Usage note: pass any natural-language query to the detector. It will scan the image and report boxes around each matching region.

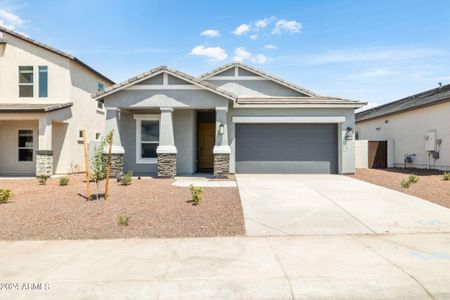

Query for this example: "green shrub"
[59,177,70,186]
[401,174,420,188]
[118,214,130,226]
[189,184,204,205]
[0,189,13,204]
[37,175,50,185]
[120,170,133,186]
[443,172,450,181]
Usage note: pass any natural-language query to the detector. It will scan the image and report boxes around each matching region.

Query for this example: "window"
[97,100,104,110]
[38,66,48,97]
[78,129,85,142]
[135,115,160,164]
[95,132,101,141]
[97,82,105,92]
[18,130,34,162]
[19,66,34,97]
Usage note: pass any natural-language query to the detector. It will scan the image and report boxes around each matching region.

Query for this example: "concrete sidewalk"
[1,234,450,299]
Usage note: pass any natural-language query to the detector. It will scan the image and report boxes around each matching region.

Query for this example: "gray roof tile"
[0,102,73,113]
[356,84,450,122]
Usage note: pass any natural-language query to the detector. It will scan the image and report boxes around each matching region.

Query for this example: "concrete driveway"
[236,174,450,236]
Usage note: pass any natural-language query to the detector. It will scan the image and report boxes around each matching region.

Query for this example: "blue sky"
[1,0,450,109]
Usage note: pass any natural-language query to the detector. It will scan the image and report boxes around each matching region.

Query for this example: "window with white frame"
[135,115,160,164]
[19,66,34,97]
[95,131,101,141]
[18,129,34,162]
[78,129,85,142]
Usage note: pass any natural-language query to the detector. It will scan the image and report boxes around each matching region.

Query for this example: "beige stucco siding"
[356,102,450,170]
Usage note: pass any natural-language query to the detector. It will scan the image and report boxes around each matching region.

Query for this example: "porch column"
[105,108,125,177]
[37,115,53,176]
[156,107,177,177]
[213,106,231,178]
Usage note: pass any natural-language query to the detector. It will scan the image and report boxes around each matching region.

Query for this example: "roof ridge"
[0,25,114,84]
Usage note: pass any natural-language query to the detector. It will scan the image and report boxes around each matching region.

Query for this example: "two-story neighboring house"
[0,26,114,176]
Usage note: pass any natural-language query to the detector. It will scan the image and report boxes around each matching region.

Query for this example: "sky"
[1,0,450,110]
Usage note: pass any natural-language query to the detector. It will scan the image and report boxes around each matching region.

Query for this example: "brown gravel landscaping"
[0,174,245,240]
[349,168,450,209]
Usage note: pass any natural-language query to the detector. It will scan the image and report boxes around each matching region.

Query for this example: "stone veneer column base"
[106,153,124,178]
[36,150,53,176]
[157,153,177,178]
[213,153,230,178]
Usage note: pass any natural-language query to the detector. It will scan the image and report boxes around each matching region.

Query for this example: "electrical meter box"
[424,130,437,151]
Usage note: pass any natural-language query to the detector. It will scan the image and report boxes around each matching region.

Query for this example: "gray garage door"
[235,123,338,174]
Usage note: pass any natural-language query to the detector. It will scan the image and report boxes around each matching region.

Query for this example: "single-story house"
[94,62,365,177]
[0,26,114,176]
[356,84,450,170]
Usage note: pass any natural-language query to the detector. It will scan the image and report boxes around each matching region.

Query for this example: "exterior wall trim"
[134,114,160,165]
[232,116,346,123]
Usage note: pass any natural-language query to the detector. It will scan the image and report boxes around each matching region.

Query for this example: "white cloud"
[250,34,258,40]
[200,29,220,38]
[0,9,25,31]
[264,44,277,49]
[190,45,228,61]
[255,17,275,29]
[272,19,302,34]
[233,47,270,64]
[233,47,252,62]
[232,24,250,36]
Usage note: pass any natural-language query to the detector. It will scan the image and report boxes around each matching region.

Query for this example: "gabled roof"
[237,96,364,105]
[356,84,450,122]
[0,26,114,84]
[0,102,73,113]
[199,62,321,97]
[93,66,237,100]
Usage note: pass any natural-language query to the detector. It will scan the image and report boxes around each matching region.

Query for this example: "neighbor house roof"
[0,102,73,113]
[0,37,6,44]
[0,26,114,84]
[199,62,321,97]
[93,66,238,100]
[356,84,450,122]
[236,96,364,106]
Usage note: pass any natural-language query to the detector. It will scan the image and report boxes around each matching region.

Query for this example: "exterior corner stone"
[214,153,230,178]
[157,153,177,177]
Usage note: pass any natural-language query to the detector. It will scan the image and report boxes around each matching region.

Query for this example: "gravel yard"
[0,174,245,240]
[349,168,450,209]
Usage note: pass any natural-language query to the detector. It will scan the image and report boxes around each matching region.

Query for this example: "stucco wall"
[229,106,357,174]
[356,102,450,170]
[355,140,368,169]
[207,79,307,97]
[0,32,111,174]
[0,120,38,175]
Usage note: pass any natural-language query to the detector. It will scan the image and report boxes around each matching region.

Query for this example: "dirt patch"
[349,168,450,209]
[0,174,245,240]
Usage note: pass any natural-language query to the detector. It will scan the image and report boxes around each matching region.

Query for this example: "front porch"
[107,106,231,178]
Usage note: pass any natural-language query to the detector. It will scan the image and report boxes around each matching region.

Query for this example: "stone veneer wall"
[106,153,124,178]
[36,150,53,176]
[213,153,230,178]
[157,153,177,177]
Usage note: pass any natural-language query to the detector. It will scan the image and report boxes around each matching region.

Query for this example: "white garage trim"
[232,116,346,123]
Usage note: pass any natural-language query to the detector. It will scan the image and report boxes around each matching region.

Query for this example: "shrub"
[443,172,450,181]
[37,175,50,185]
[189,184,204,205]
[401,174,420,188]
[120,170,133,185]
[59,177,70,186]
[0,189,13,204]
[118,214,130,226]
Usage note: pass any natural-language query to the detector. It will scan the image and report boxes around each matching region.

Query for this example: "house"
[356,84,450,170]
[0,27,114,176]
[94,62,364,177]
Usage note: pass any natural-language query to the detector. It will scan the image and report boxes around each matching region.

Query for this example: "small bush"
[59,177,70,186]
[443,172,450,181]
[189,184,204,205]
[120,170,133,186]
[37,175,50,185]
[0,189,13,204]
[401,174,420,188]
[118,214,130,226]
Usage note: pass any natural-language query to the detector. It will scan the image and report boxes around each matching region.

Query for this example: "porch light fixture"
[345,126,353,140]
[219,123,225,135]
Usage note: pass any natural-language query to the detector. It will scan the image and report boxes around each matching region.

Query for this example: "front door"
[198,123,215,169]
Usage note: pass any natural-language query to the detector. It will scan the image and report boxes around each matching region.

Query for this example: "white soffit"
[232,116,346,123]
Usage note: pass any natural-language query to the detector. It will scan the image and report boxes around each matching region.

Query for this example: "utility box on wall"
[424,130,437,151]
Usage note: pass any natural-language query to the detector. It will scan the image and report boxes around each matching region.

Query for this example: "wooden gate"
[368,141,387,169]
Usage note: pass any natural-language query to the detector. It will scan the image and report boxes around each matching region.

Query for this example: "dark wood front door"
[368,141,387,169]
[198,123,215,169]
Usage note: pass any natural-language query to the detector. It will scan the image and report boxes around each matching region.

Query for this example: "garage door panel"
[235,123,338,174]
